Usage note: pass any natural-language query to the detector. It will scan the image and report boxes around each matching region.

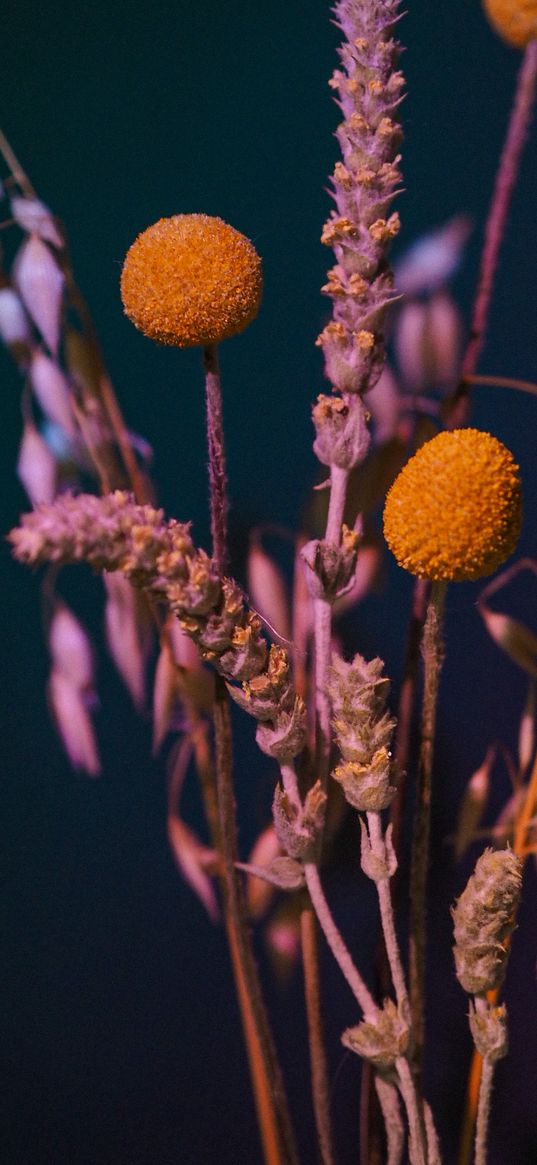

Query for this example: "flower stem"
[448,40,537,428]
[409,580,447,1070]
[203,344,228,573]
[313,466,349,793]
[474,1054,495,1165]
[213,682,299,1165]
[304,861,377,1021]
[300,905,336,1165]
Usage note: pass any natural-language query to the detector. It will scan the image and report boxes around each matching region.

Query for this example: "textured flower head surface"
[483,0,537,47]
[121,214,263,347]
[383,428,522,581]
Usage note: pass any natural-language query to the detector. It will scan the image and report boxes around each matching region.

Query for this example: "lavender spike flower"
[316,0,403,403]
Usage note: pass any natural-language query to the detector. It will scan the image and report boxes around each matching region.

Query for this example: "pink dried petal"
[48,667,100,775]
[427,291,463,389]
[0,287,32,346]
[366,363,400,444]
[152,641,179,753]
[17,421,57,505]
[49,603,95,690]
[167,817,219,921]
[247,542,291,643]
[104,573,149,710]
[10,195,64,249]
[13,234,65,356]
[30,351,76,437]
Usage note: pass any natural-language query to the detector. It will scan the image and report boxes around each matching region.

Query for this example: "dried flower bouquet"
[2,1,537,1163]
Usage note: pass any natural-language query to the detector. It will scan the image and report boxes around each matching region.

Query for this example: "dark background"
[1,2,537,1163]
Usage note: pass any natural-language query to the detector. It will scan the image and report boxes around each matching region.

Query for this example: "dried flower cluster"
[452,847,522,996]
[316,0,403,400]
[327,650,396,811]
[9,491,305,759]
[120,214,262,348]
[383,428,522,581]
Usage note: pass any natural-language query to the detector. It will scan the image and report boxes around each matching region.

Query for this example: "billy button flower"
[483,0,537,48]
[121,214,263,572]
[383,428,522,583]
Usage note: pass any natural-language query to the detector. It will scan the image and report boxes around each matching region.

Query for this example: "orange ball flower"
[483,0,537,47]
[121,214,262,348]
[383,429,522,582]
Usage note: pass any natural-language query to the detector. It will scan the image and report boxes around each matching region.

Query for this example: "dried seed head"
[483,0,537,47]
[383,429,522,581]
[452,847,522,995]
[121,214,262,347]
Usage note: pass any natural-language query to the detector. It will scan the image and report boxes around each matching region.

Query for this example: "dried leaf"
[427,290,462,389]
[168,617,215,713]
[480,607,537,677]
[167,816,219,921]
[243,824,281,918]
[394,300,428,391]
[10,195,64,249]
[454,746,495,860]
[104,573,151,710]
[30,351,76,437]
[236,856,305,892]
[394,216,471,296]
[334,543,380,616]
[13,234,65,356]
[518,682,535,775]
[17,421,57,505]
[248,542,291,642]
[366,363,400,445]
[48,667,100,776]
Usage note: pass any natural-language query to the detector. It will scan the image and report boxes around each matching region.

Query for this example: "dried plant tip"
[342,1000,409,1069]
[483,0,537,47]
[10,195,64,248]
[0,286,32,348]
[121,214,262,347]
[468,1002,508,1062]
[383,429,522,581]
[247,542,291,642]
[48,667,100,776]
[30,351,76,437]
[452,847,523,995]
[104,574,150,711]
[49,603,94,690]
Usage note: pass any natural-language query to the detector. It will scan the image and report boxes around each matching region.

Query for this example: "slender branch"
[474,1055,495,1165]
[300,906,336,1165]
[0,127,36,196]
[396,1058,426,1165]
[409,581,447,1068]
[213,684,299,1165]
[304,861,377,1021]
[203,344,228,574]
[391,579,430,858]
[447,41,537,428]
[313,466,350,793]
[366,814,409,1019]
[375,1077,405,1165]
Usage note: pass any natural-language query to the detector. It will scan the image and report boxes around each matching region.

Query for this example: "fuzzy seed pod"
[483,0,537,48]
[121,214,262,347]
[383,429,522,581]
[342,1000,409,1068]
[452,848,522,995]
[328,650,396,811]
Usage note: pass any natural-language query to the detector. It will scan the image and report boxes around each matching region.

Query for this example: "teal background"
[1,3,537,1162]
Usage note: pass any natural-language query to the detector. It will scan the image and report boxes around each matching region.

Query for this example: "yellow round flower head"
[483,0,537,47]
[383,429,522,581]
[121,214,262,348]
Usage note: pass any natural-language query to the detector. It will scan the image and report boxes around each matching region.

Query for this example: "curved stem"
[366,814,409,1020]
[448,41,537,428]
[409,581,446,1069]
[203,344,228,573]
[304,861,377,1021]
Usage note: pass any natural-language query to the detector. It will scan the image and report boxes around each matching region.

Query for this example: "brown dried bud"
[228,645,294,721]
[301,526,360,602]
[256,696,307,761]
[312,393,371,469]
[333,748,395,812]
[342,1000,409,1069]
[272,780,327,860]
[468,1003,508,1062]
[360,820,397,881]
